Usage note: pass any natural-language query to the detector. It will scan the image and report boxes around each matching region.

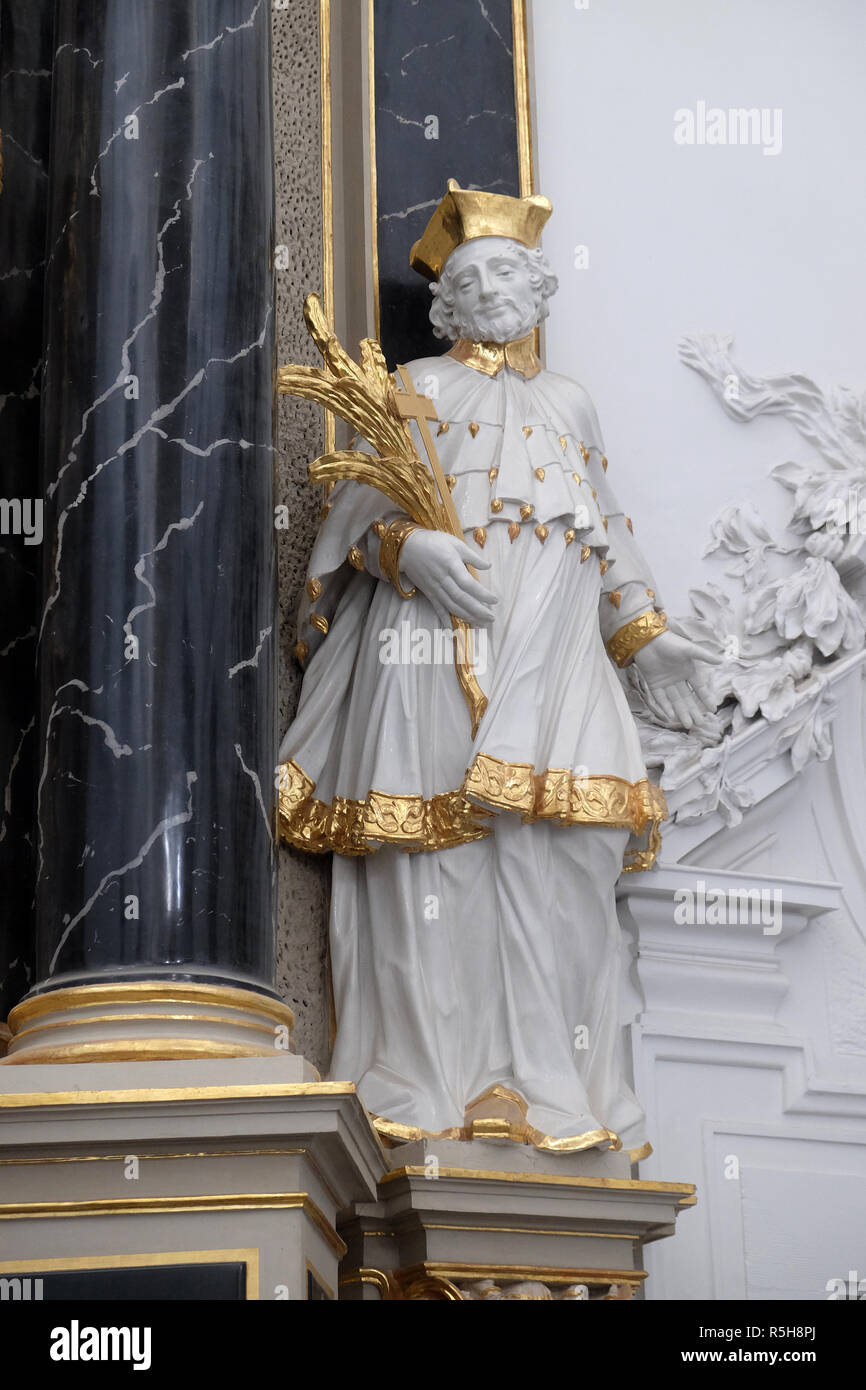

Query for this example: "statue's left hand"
[631,631,721,731]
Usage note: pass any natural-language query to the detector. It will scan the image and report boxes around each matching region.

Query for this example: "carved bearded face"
[429,236,558,345]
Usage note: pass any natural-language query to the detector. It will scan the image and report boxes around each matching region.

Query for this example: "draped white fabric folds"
[278,352,665,1149]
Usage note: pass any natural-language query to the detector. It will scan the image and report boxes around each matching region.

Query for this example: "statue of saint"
[278,181,718,1153]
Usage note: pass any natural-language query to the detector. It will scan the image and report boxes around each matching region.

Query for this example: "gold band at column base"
[2,982,295,1065]
[606,609,668,667]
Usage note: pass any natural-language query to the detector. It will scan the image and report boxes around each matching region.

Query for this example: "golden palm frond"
[278,294,487,736]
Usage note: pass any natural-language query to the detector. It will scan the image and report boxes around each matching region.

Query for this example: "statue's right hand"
[398,530,498,629]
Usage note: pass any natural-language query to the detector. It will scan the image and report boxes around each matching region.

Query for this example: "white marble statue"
[278,181,719,1153]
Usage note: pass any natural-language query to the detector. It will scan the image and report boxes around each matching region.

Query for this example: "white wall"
[531,0,866,617]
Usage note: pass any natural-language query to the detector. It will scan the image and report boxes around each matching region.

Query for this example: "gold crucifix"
[391,365,479,581]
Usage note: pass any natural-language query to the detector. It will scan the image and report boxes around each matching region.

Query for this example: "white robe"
[278,349,666,1150]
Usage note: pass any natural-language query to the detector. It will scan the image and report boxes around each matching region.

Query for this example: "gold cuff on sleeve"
[606,609,668,667]
[379,518,420,599]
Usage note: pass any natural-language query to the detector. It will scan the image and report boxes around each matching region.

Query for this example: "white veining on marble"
[54,44,102,70]
[0,626,36,659]
[62,707,133,759]
[380,108,426,130]
[40,307,272,643]
[228,626,272,680]
[2,131,48,178]
[0,717,35,845]
[152,429,256,458]
[0,261,46,283]
[1,68,51,83]
[380,195,441,223]
[52,155,211,497]
[181,0,263,63]
[89,76,186,198]
[399,34,456,76]
[234,742,273,844]
[47,771,199,972]
[0,357,41,424]
[123,502,205,650]
[466,108,515,125]
[475,0,513,57]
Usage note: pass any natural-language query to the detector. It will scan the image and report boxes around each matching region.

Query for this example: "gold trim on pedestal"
[0,1194,345,1258]
[0,1081,354,1109]
[2,981,295,1066]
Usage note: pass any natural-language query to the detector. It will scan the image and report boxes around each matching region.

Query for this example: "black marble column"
[24,1,278,1017]
[0,1,55,1023]
[372,0,523,367]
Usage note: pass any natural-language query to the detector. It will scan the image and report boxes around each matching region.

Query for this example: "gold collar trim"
[447,334,542,380]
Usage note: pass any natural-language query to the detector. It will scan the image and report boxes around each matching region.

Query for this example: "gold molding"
[7,981,294,1031]
[9,1013,279,1042]
[399,1260,647,1287]
[512,0,534,198]
[366,0,380,341]
[0,1249,260,1300]
[381,1165,696,1204]
[3,981,296,1065]
[423,1222,640,1240]
[2,1039,283,1066]
[340,1266,393,1298]
[0,1081,356,1110]
[0,1147,304,1166]
[319,0,336,453]
[0,1193,346,1259]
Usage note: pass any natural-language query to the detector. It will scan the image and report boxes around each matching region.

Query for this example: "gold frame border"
[320,0,336,452]
[382,1164,696,1204]
[366,0,535,342]
[0,1248,260,1300]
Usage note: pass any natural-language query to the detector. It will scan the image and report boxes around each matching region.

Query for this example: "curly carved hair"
[428,242,559,341]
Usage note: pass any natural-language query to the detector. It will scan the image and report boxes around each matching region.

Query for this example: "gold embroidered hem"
[607,609,668,667]
[369,1114,622,1155]
[277,761,493,856]
[277,757,668,863]
[464,753,668,833]
[447,333,542,380]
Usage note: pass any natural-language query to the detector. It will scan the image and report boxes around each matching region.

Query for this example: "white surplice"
[278,345,666,1151]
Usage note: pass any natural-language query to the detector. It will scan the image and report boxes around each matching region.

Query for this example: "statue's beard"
[452,295,540,345]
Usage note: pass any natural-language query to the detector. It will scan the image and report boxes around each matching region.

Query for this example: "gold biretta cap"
[409,178,553,281]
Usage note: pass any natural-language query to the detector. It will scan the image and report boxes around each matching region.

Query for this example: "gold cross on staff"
[392,364,466,548]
